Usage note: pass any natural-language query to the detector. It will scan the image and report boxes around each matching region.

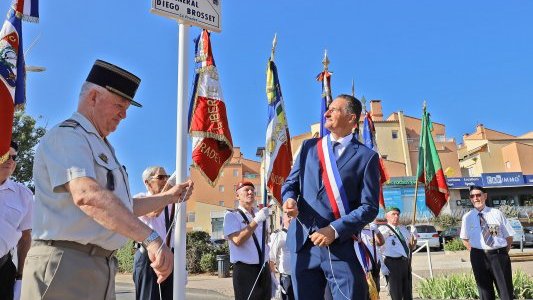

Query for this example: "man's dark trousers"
[384,256,412,300]
[0,254,15,300]
[232,262,271,300]
[133,249,173,300]
[470,248,513,300]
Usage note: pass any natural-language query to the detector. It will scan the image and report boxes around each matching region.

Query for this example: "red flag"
[0,1,32,163]
[265,53,292,205]
[416,105,449,216]
[189,30,233,186]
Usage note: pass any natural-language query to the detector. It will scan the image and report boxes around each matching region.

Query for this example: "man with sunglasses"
[133,166,175,300]
[23,60,194,300]
[460,185,515,300]
[0,141,32,300]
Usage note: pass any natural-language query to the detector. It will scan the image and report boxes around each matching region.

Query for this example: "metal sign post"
[150,1,222,299]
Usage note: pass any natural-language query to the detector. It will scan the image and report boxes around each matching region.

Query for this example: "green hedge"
[116,231,230,274]
[443,238,467,252]
[116,240,135,273]
[418,270,533,299]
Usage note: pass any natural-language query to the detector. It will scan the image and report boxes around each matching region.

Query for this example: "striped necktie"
[478,212,495,247]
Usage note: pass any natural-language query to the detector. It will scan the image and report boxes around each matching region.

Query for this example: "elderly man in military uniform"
[379,207,416,300]
[460,185,515,300]
[22,60,194,300]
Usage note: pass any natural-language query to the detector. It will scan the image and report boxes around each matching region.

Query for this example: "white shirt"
[379,224,414,258]
[135,192,175,245]
[32,112,132,250]
[269,229,291,275]
[223,206,269,264]
[460,206,515,250]
[330,134,352,160]
[0,179,33,257]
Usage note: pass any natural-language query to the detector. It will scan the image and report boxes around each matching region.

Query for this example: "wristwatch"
[141,230,160,248]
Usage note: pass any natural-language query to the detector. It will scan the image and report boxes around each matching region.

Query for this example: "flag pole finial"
[423,100,427,109]
[351,79,355,97]
[361,96,367,113]
[322,49,330,71]
[270,33,277,61]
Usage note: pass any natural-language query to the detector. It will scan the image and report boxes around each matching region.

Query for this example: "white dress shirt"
[135,192,174,245]
[460,206,514,250]
[223,206,269,264]
[269,229,291,275]
[379,224,414,258]
[0,179,33,257]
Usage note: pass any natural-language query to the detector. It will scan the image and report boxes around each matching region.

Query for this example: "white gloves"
[13,279,21,300]
[410,225,417,234]
[369,223,379,232]
[253,207,269,223]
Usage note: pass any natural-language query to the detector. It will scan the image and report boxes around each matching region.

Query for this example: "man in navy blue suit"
[282,94,380,300]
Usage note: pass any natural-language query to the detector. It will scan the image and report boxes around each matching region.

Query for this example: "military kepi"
[86,59,142,107]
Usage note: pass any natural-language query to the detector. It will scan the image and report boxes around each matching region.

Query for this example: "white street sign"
[151,0,221,32]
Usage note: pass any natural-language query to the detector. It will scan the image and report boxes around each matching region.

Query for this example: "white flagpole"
[174,21,189,300]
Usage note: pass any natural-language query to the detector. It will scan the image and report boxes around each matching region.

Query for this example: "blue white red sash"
[317,135,371,274]
[317,135,350,219]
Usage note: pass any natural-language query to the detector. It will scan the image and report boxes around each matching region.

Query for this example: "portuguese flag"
[416,105,449,216]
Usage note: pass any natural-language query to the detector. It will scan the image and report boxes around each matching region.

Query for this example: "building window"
[436,134,445,142]
[219,200,224,207]
[505,161,511,169]
[392,130,398,139]
[187,212,195,223]
[233,169,239,177]
[381,155,388,160]
[219,185,224,192]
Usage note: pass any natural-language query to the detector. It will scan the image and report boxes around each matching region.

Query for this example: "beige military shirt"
[32,112,132,250]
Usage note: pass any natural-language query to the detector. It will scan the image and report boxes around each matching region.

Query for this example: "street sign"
[151,0,221,32]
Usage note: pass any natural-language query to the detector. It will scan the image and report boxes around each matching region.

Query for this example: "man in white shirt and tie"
[460,185,514,300]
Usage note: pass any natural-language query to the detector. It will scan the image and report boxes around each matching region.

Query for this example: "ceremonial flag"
[189,30,233,186]
[265,46,292,205]
[0,0,39,163]
[416,105,449,216]
[361,111,389,208]
[316,51,332,137]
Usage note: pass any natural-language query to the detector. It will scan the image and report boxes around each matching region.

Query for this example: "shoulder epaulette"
[59,119,80,128]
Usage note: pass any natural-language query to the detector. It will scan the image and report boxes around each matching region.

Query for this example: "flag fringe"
[191,147,233,187]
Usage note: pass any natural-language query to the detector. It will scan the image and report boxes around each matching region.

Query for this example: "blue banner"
[482,172,524,187]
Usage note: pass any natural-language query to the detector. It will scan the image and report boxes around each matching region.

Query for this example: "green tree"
[11,110,46,189]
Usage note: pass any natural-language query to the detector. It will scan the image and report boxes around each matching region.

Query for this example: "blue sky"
[4,1,533,195]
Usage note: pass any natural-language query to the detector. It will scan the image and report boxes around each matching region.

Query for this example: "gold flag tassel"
[366,272,379,300]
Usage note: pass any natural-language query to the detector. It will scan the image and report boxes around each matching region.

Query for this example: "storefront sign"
[481,172,524,187]
[387,176,416,186]
[446,176,482,188]
[523,174,533,185]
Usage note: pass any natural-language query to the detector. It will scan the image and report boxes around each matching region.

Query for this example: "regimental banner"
[265,56,292,205]
[0,0,38,163]
[151,0,221,32]
[189,30,232,186]
[416,105,449,216]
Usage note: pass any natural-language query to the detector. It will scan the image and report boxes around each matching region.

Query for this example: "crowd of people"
[0,61,518,300]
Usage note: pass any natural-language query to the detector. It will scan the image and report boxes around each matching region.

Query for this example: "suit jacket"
[282,135,380,253]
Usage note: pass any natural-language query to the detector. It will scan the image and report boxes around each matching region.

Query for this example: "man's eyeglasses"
[150,174,170,181]
[469,193,483,199]
[7,154,17,161]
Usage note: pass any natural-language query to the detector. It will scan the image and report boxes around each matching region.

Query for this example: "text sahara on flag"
[189,30,233,186]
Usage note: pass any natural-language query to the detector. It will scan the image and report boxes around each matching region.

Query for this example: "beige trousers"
[21,242,117,300]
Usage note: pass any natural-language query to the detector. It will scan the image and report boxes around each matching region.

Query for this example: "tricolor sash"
[317,135,350,219]
[317,135,379,299]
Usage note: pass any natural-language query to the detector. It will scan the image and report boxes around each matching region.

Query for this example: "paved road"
[115,281,231,300]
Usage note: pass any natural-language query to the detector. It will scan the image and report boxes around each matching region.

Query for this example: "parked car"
[440,226,461,246]
[410,224,441,250]
[210,238,227,248]
[509,219,525,247]
[523,226,533,247]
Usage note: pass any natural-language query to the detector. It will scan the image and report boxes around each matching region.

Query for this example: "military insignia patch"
[99,153,108,163]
